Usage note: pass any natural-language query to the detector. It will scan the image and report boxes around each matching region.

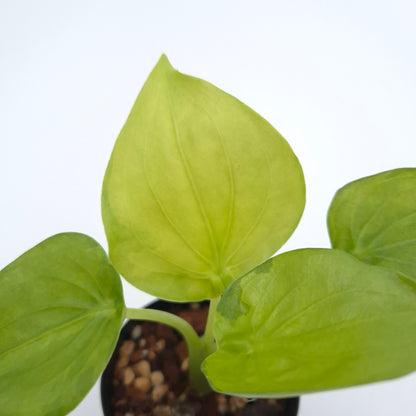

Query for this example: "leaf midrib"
[0,306,116,361]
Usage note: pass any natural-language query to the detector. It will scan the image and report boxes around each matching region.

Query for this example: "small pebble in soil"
[123,367,135,386]
[155,339,166,352]
[120,340,135,357]
[217,394,227,414]
[229,397,246,412]
[133,360,151,378]
[131,325,142,339]
[133,376,151,393]
[152,384,169,402]
[180,357,189,372]
[151,370,165,386]
[116,355,129,369]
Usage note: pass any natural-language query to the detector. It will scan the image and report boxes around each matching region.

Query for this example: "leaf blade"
[0,233,125,416]
[102,55,305,301]
[328,168,416,281]
[202,249,416,396]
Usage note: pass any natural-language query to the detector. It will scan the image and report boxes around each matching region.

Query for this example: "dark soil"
[101,301,299,416]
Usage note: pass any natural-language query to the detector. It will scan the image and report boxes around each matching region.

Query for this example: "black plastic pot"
[101,300,300,416]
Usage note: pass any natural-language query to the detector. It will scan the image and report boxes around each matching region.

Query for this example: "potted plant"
[1,55,415,416]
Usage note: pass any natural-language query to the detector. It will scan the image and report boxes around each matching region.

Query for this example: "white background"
[1,1,416,415]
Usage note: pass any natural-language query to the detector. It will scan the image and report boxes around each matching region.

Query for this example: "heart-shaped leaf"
[328,168,416,282]
[102,55,305,301]
[0,233,125,416]
[202,249,416,396]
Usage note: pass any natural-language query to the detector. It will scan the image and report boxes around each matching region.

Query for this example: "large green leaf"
[328,168,416,282]
[102,55,305,301]
[202,249,416,396]
[0,233,125,416]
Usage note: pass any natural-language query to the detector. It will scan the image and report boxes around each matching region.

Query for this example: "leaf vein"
[166,81,221,271]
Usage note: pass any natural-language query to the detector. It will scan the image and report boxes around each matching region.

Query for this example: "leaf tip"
[156,53,174,72]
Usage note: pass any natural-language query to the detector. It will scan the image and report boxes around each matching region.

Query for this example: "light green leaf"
[0,233,125,416]
[102,55,305,301]
[328,168,416,282]
[202,249,416,397]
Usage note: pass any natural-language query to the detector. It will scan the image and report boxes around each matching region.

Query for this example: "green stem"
[126,307,211,395]
[201,297,220,355]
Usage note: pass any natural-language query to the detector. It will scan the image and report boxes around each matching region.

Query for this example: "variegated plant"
[1,56,415,415]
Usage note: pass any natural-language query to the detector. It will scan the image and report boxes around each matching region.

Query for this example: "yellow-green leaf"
[0,233,125,416]
[202,249,416,396]
[328,168,416,282]
[102,55,305,301]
